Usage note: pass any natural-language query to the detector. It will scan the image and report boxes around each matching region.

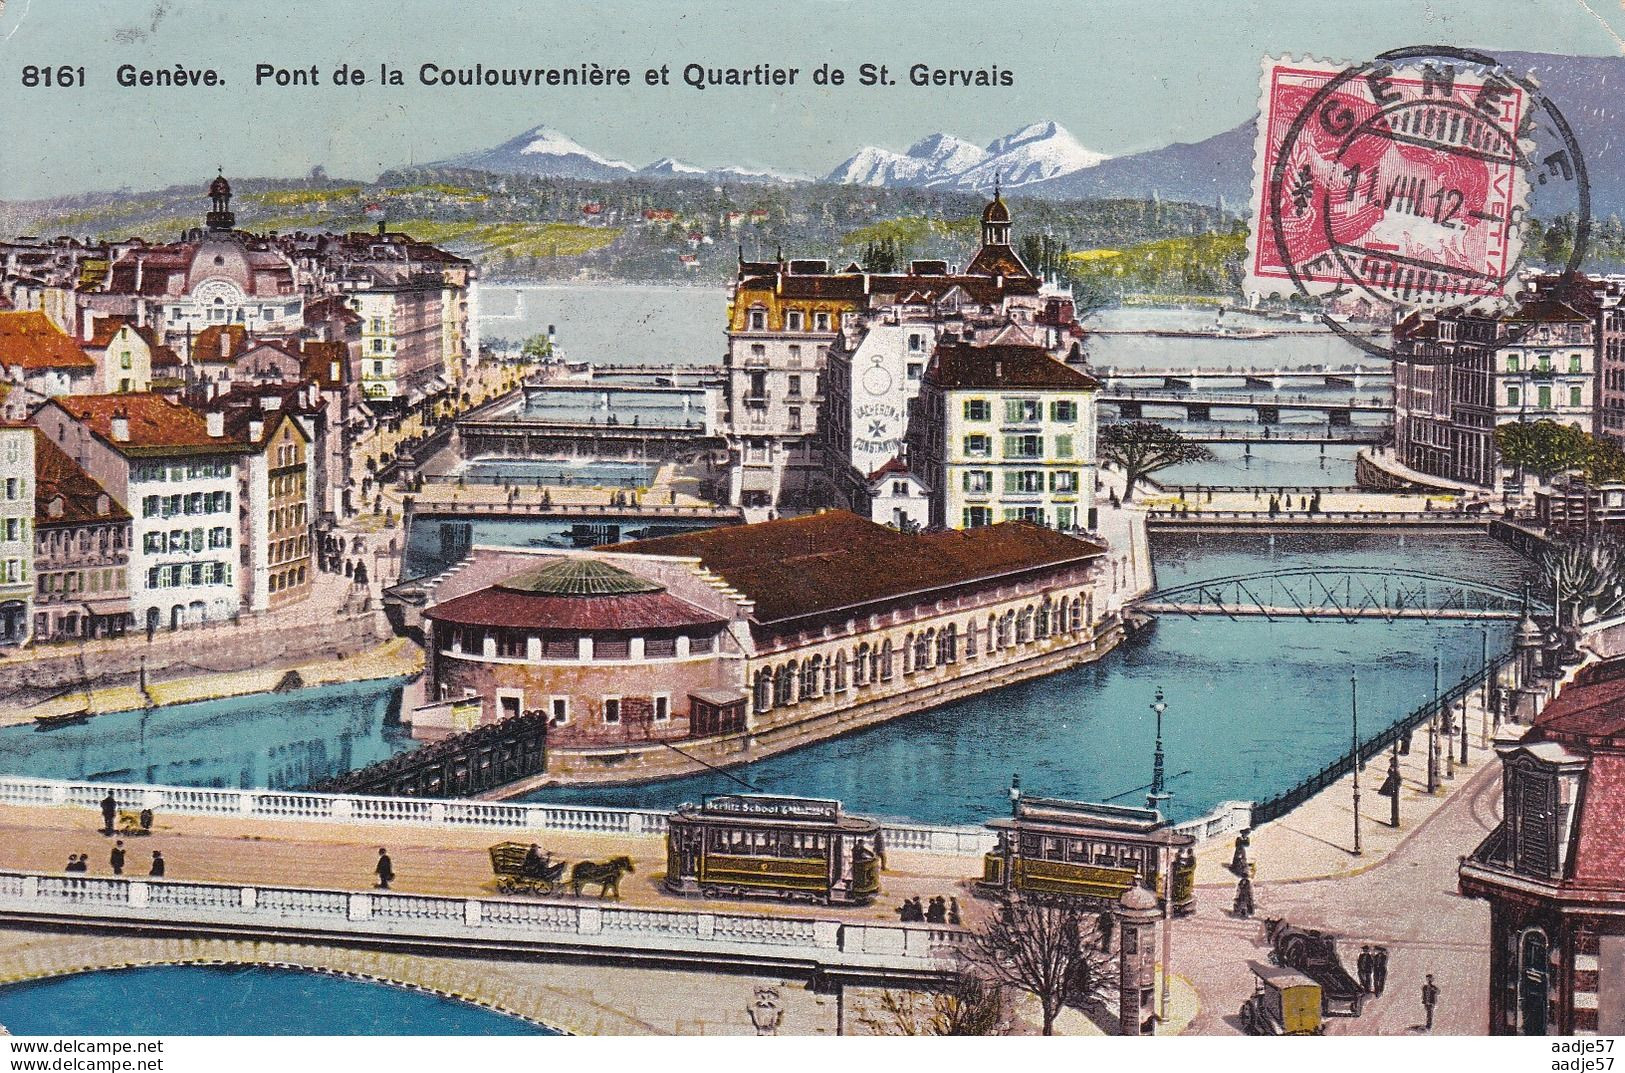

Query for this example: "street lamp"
[1428,653,1440,795]
[1147,687,1169,814]
[1145,687,1172,1030]
[1350,673,1362,857]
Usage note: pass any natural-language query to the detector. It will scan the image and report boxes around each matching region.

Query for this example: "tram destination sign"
[702,795,840,821]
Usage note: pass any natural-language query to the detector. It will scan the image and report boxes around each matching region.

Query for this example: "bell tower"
[206,170,235,233]
[980,176,1012,248]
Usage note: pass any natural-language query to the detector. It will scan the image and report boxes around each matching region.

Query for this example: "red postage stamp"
[1247,56,1532,308]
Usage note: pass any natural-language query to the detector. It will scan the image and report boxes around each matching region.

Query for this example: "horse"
[570,856,635,899]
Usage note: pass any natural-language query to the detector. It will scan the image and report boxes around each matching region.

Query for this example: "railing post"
[20,875,37,899]
[696,913,715,940]
[348,893,372,921]
[240,887,257,910]
[627,813,644,836]
[464,899,482,927]
[129,880,149,909]
[579,906,602,934]
[331,797,354,821]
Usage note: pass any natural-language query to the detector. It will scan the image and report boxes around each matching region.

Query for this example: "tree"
[1495,419,1593,484]
[968,896,1113,1035]
[855,971,1006,1036]
[1544,537,1625,628]
[1100,422,1214,501]
[520,332,553,362]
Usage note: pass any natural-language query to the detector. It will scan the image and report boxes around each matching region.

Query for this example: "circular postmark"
[1261,45,1590,362]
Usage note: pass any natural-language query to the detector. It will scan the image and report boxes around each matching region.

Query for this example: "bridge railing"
[1251,655,1522,826]
[0,775,1002,854]
[1146,510,1488,523]
[0,868,965,972]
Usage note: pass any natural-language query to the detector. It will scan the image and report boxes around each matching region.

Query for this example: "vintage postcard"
[0,0,1622,1065]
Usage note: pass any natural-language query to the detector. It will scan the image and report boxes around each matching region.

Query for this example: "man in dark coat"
[1421,974,1439,1031]
[1373,946,1389,996]
[100,792,117,835]
[109,840,126,876]
[1232,874,1255,918]
[149,851,165,877]
[1358,945,1375,993]
[375,847,394,890]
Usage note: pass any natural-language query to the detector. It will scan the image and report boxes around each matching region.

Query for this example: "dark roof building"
[619,509,1105,627]
[1460,658,1625,1035]
[426,558,726,634]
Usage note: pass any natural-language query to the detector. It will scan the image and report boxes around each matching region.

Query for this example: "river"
[1,533,1535,826]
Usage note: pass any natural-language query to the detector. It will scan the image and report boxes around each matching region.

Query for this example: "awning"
[690,688,746,707]
[425,376,451,395]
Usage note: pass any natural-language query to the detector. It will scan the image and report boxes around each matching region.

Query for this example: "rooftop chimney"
[82,311,95,342]
[248,417,264,442]
[206,409,224,438]
[110,409,130,443]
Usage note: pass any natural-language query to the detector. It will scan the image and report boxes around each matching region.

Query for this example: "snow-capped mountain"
[637,157,807,184]
[442,125,637,181]
[822,121,1107,189]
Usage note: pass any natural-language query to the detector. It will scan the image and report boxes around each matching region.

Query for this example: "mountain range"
[435,51,1625,216]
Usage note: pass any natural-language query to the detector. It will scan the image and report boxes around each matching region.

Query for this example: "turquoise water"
[447,457,657,486]
[0,535,1536,826]
[0,678,410,790]
[0,965,557,1035]
[527,533,1535,824]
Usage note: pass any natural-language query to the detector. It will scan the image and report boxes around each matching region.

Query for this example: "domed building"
[423,556,740,748]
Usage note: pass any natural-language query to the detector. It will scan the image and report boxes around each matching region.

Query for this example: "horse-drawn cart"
[489,842,567,896]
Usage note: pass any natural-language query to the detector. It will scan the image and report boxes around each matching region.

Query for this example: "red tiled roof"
[425,586,725,633]
[965,243,1032,279]
[1506,296,1591,323]
[1533,659,1625,746]
[32,430,129,526]
[193,324,249,363]
[46,393,245,455]
[0,311,96,370]
[926,341,1101,390]
[1573,751,1625,888]
[617,510,1105,624]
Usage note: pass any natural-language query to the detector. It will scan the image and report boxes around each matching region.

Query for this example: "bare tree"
[855,970,1005,1036]
[968,896,1113,1035]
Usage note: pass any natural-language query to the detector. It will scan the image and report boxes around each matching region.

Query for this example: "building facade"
[1460,658,1625,1036]
[907,341,1100,531]
[31,430,131,641]
[0,425,35,644]
[31,394,247,632]
[1393,297,1596,489]
[404,511,1114,784]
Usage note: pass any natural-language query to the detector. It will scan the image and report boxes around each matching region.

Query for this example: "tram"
[664,794,883,906]
[979,793,1197,914]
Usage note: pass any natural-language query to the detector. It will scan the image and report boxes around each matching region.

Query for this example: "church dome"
[497,557,665,597]
[209,172,232,198]
[982,193,1011,224]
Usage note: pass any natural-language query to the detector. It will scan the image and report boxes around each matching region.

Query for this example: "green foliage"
[1543,537,1625,626]
[1100,421,1214,500]
[1064,228,1248,297]
[1495,419,1596,482]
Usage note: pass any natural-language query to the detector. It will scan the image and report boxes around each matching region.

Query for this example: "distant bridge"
[1103,388,1390,425]
[1098,365,1394,391]
[1137,568,1543,622]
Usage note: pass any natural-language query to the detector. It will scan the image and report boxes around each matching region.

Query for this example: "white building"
[0,425,35,644]
[31,394,248,632]
[907,341,1100,531]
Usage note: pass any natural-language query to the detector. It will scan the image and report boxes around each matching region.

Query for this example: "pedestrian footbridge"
[1136,569,1543,622]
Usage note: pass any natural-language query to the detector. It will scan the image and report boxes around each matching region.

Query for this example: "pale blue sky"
[1,0,1621,199]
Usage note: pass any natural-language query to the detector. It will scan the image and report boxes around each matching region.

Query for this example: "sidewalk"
[1194,678,1508,887]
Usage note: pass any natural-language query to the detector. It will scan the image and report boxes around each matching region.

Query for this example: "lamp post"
[1388,741,1401,828]
[1145,687,1172,1029]
[1481,627,1491,750]
[1351,673,1362,857]
[1428,653,1440,795]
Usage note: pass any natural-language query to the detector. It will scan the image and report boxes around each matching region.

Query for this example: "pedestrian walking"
[375,847,394,890]
[1421,974,1439,1031]
[149,851,165,877]
[1230,828,1251,876]
[1373,946,1389,996]
[926,896,946,924]
[110,840,126,875]
[1232,874,1255,918]
[64,854,82,872]
[100,791,117,835]
[1358,945,1374,993]
[948,897,961,926]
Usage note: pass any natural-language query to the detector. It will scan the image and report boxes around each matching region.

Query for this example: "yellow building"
[908,341,1100,531]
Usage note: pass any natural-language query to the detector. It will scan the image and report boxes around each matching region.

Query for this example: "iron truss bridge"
[1136,569,1545,622]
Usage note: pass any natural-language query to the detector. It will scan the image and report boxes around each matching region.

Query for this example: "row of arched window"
[751,592,1094,715]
